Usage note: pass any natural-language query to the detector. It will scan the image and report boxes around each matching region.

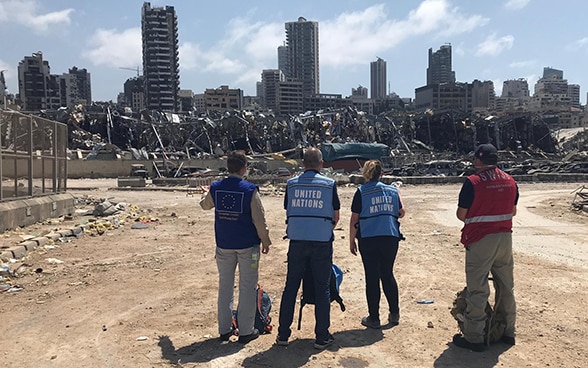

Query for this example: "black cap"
[474,144,498,161]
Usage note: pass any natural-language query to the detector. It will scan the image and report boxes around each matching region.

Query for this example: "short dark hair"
[227,151,247,174]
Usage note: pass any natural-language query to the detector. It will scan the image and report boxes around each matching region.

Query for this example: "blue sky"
[1,0,587,104]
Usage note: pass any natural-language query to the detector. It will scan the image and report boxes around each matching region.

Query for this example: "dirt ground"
[1,179,587,368]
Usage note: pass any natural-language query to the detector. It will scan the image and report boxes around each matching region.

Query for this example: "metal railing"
[1,109,68,201]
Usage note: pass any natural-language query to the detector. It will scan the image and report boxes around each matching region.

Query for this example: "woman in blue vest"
[349,159,405,329]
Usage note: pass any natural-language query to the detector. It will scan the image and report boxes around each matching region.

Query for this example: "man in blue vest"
[275,147,340,350]
[200,151,272,344]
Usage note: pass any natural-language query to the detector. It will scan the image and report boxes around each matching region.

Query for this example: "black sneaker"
[313,334,335,350]
[275,336,289,346]
[238,329,260,344]
[452,334,485,352]
[219,330,234,342]
[361,316,381,329]
[500,335,516,346]
[388,312,400,326]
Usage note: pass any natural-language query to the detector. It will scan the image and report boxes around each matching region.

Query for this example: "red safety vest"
[461,167,517,246]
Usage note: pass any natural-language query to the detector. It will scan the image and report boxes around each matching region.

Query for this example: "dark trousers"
[359,236,400,320]
[278,240,333,342]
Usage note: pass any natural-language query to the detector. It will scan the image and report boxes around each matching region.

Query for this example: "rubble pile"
[33,104,588,176]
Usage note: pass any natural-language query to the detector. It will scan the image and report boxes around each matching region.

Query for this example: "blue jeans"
[278,240,333,342]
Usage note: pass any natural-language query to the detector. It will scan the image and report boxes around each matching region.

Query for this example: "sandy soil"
[1,179,587,368]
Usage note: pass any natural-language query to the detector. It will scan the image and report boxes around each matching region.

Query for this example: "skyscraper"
[141,2,180,112]
[18,52,52,111]
[285,17,319,98]
[277,44,289,78]
[370,57,387,99]
[426,44,455,85]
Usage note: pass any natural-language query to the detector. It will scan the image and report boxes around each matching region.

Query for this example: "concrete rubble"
[30,104,588,178]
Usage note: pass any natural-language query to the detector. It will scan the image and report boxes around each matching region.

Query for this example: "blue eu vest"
[210,176,260,249]
[286,171,335,242]
[358,181,400,238]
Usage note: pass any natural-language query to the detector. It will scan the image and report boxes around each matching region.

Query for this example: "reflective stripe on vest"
[464,213,513,225]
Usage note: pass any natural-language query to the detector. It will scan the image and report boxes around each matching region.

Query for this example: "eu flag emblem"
[215,190,244,214]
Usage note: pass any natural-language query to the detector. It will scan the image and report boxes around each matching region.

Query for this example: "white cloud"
[0,0,73,32]
[81,0,491,90]
[178,16,282,87]
[82,28,142,69]
[475,34,514,56]
[525,74,538,89]
[509,60,536,68]
[504,0,531,10]
[493,78,504,96]
[566,37,588,52]
[320,0,489,67]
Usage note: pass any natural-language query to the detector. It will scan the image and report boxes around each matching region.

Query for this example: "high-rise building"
[370,57,387,99]
[261,69,284,112]
[123,76,145,112]
[543,67,563,79]
[568,84,580,107]
[351,85,368,99]
[285,17,319,98]
[278,44,289,78]
[501,79,530,99]
[68,67,92,104]
[141,2,180,112]
[18,52,52,111]
[0,70,7,100]
[426,44,455,85]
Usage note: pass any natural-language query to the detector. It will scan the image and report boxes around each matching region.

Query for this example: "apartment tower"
[426,44,455,85]
[17,52,53,111]
[141,2,180,112]
[285,17,319,98]
[370,57,387,99]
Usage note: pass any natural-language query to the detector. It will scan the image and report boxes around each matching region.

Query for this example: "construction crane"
[119,66,141,77]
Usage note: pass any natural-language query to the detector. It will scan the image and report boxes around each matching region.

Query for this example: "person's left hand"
[350,240,358,256]
[261,244,270,254]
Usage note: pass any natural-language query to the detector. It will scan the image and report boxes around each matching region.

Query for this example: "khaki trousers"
[464,232,516,343]
[216,245,260,336]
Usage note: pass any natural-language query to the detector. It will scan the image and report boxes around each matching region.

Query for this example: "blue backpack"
[232,284,273,335]
[297,264,345,330]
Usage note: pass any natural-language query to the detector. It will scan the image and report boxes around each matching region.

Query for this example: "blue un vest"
[358,181,400,238]
[286,171,335,242]
[210,176,260,249]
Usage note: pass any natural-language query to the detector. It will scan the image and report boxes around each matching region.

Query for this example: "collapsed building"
[37,104,588,176]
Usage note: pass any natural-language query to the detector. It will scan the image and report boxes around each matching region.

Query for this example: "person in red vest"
[453,143,519,352]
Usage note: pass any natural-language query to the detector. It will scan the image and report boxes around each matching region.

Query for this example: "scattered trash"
[417,299,435,304]
[102,325,107,331]
[6,286,24,293]
[427,321,434,328]
[131,223,149,230]
[136,336,149,341]
[46,258,64,264]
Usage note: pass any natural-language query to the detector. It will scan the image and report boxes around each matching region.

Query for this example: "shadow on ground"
[241,328,384,368]
[434,341,513,368]
[158,335,244,365]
